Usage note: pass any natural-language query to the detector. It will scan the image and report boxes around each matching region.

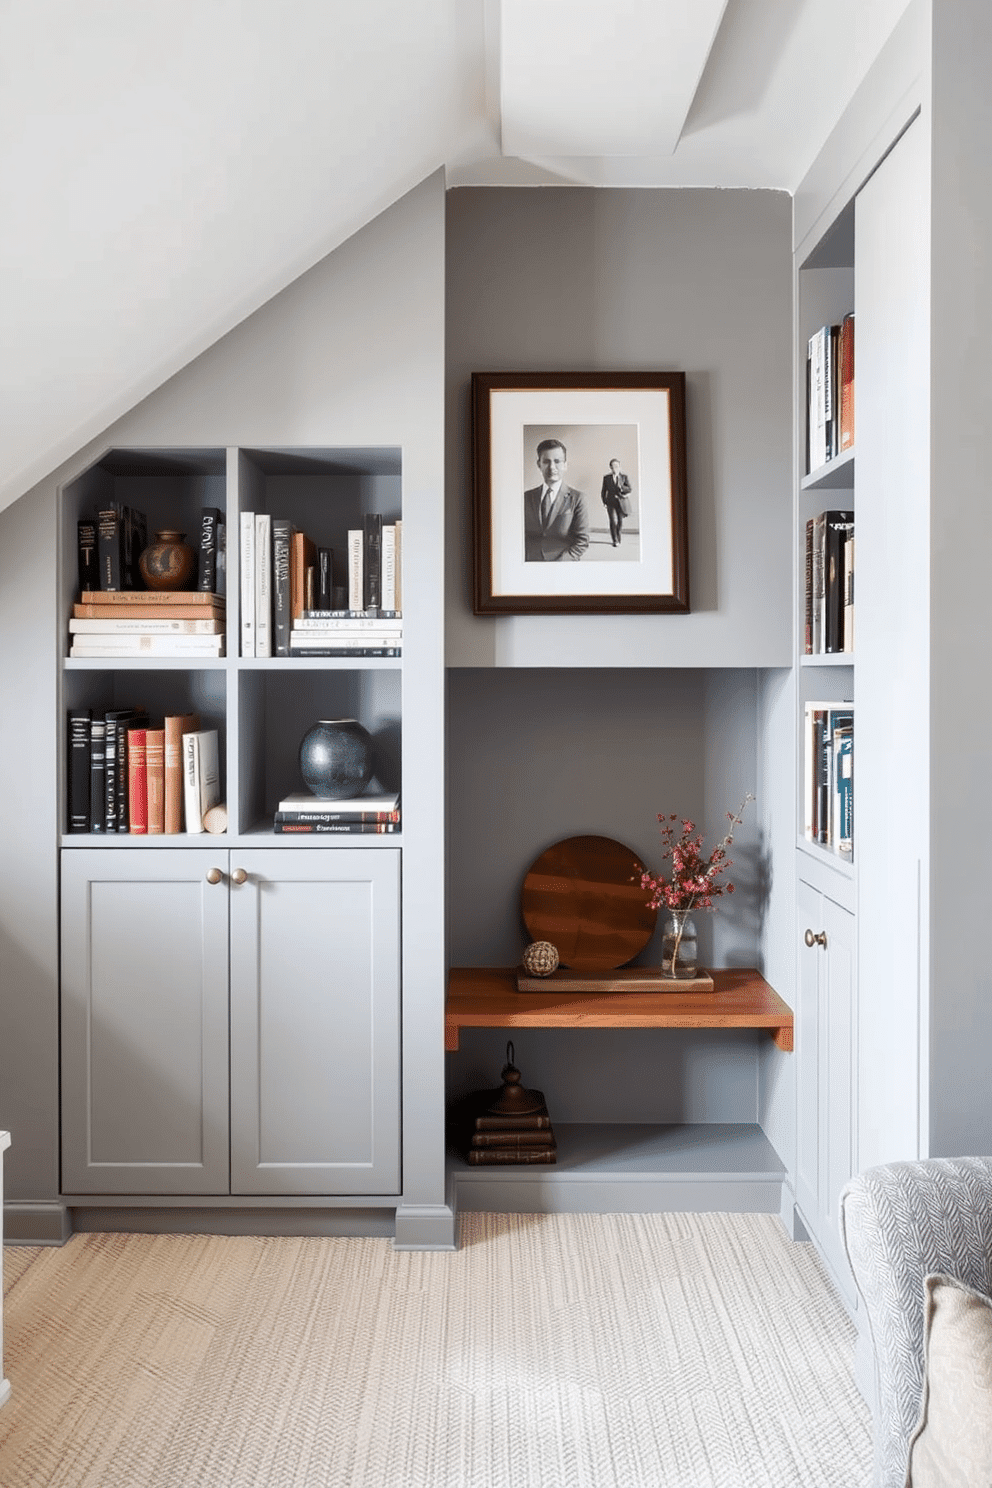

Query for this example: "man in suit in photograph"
[600,457,632,546]
[524,437,590,561]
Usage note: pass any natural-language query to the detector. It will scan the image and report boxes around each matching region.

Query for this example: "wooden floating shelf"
[446,966,794,1053]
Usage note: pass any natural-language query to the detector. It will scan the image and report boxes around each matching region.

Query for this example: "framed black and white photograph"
[472,371,689,615]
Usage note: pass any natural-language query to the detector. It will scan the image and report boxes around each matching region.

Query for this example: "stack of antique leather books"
[462,1043,557,1165]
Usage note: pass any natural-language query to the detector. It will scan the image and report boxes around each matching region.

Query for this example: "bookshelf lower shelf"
[446,967,793,1052]
[448,1122,787,1216]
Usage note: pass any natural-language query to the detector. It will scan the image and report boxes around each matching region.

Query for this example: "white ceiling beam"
[499,0,730,159]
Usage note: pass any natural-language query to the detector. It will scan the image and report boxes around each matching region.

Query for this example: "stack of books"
[241,512,401,658]
[803,701,854,858]
[69,591,225,658]
[804,510,854,654]
[273,791,400,835]
[289,611,402,658]
[807,312,855,473]
[461,1047,557,1166]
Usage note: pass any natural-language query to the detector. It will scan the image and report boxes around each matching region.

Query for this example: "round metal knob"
[206,867,223,885]
[804,928,827,949]
[231,868,248,886]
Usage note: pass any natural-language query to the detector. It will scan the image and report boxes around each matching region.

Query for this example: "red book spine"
[127,728,148,834]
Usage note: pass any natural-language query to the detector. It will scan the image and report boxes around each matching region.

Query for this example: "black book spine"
[824,511,854,654]
[104,719,118,830]
[215,513,226,597]
[198,507,220,592]
[272,519,292,657]
[89,717,106,833]
[363,513,382,610]
[97,507,123,590]
[317,548,333,610]
[68,709,92,832]
[77,520,98,595]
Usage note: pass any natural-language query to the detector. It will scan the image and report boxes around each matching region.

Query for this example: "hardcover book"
[164,713,200,833]
[271,518,293,657]
[145,728,165,835]
[255,513,272,658]
[127,727,148,835]
[290,530,317,624]
[77,520,98,595]
[88,715,106,833]
[78,589,224,607]
[197,507,223,592]
[240,511,255,657]
[183,729,220,835]
[276,791,399,814]
[67,708,92,833]
[363,513,382,611]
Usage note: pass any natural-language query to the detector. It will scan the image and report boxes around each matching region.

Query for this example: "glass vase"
[661,908,698,979]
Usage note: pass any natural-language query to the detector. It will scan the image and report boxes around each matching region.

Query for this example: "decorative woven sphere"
[522,940,559,977]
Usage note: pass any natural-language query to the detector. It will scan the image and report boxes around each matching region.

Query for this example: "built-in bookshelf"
[796,202,855,877]
[59,446,404,846]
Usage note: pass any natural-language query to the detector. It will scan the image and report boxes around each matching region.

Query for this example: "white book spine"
[183,733,204,833]
[393,519,402,613]
[69,618,224,634]
[381,525,396,611]
[240,512,255,657]
[347,530,364,612]
[255,513,272,659]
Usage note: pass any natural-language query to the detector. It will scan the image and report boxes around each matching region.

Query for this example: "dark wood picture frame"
[472,370,689,615]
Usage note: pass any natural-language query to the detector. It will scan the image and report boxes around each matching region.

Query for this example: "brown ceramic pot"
[139,530,197,591]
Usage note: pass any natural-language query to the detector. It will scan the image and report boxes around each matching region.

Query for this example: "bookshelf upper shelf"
[802,448,855,491]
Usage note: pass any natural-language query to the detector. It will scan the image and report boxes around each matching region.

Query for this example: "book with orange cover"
[79,590,223,607]
[127,727,148,835]
[164,713,199,833]
[290,531,317,623]
[145,728,165,834]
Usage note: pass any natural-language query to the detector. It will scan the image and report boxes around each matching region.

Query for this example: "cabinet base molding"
[3,1202,72,1246]
[393,1204,457,1251]
[67,1206,397,1239]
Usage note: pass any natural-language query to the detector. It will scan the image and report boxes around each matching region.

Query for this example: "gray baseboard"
[4,1202,72,1246]
[393,1204,457,1250]
[68,1207,396,1239]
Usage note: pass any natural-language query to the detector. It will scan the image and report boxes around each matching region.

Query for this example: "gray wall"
[0,174,447,1208]
[445,187,793,669]
[444,188,794,1127]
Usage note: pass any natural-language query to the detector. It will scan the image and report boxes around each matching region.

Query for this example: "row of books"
[77,505,226,594]
[807,313,855,474]
[804,509,854,655]
[69,590,226,658]
[803,702,854,858]
[240,513,402,658]
[67,709,220,835]
[273,791,400,835]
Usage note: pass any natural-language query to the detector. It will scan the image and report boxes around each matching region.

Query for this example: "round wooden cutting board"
[520,835,657,972]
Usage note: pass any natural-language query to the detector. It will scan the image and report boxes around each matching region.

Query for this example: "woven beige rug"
[1,1213,870,1487]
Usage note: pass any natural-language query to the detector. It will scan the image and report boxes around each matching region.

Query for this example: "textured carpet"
[1,1213,871,1487]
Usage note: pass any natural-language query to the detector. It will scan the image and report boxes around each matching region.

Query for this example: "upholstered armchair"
[840,1156,992,1488]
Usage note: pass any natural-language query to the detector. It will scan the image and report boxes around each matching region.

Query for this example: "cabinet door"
[795,879,857,1303]
[229,849,400,1195]
[61,849,230,1195]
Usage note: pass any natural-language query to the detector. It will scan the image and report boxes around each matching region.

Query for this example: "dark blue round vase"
[298,718,374,799]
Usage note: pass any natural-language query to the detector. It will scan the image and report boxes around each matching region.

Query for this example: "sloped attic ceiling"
[0,0,910,514]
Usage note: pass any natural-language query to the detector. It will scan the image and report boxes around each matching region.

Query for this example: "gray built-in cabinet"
[61,847,400,1197]
[57,442,423,1230]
